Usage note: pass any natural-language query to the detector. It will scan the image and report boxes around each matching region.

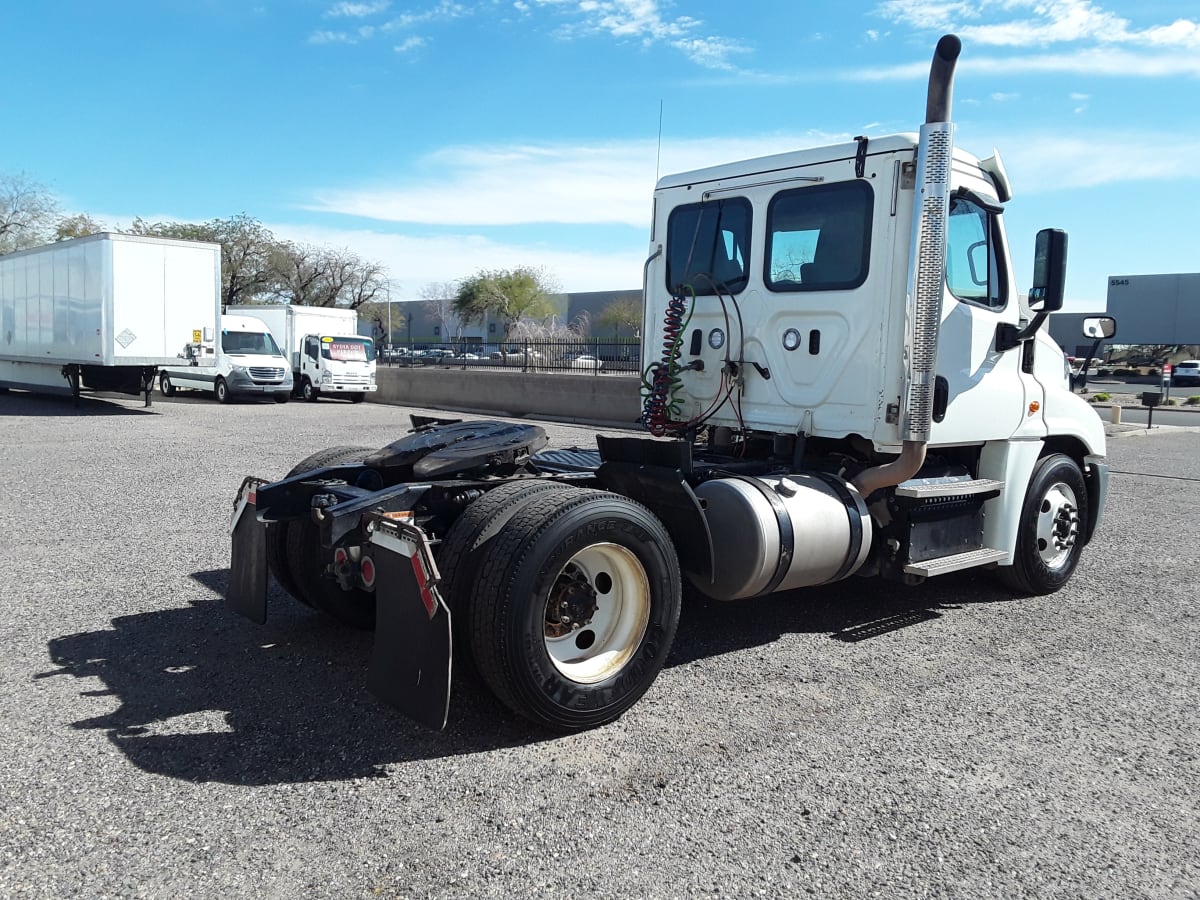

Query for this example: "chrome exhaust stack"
[853,34,960,498]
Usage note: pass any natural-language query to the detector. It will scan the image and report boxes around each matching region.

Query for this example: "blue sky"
[4,0,1199,310]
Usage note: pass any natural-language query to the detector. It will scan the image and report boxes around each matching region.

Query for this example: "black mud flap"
[227,478,269,624]
[365,514,452,730]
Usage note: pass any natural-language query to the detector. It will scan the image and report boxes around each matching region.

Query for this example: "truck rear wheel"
[265,446,374,618]
[468,489,681,731]
[999,453,1089,596]
[438,481,587,674]
[159,372,175,397]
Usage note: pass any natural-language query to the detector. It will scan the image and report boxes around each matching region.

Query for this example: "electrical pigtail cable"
[641,284,695,435]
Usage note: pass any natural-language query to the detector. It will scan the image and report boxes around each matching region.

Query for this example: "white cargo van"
[160,314,291,403]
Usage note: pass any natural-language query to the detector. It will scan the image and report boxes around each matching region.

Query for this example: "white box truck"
[159,314,291,404]
[227,304,376,403]
[0,233,219,405]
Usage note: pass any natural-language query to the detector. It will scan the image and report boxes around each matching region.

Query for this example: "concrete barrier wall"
[372,366,642,427]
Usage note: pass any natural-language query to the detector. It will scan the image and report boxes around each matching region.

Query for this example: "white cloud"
[968,130,1195,194]
[384,0,470,31]
[876,0,1200,48]
[850,46,1200,80]
[267,224,647,293]
[326,1,391,18]
[304,132,849,228]
[308,30,356,44]
[990,91,1018,102]
[531,0,749,70]
[394,36,426,53]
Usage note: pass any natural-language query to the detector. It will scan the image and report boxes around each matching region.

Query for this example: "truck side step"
[903,547,1007,577]
[895,478,1003,499]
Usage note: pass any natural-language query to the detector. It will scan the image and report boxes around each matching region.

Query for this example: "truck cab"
[297,333,376,403]
[160,314,291,403]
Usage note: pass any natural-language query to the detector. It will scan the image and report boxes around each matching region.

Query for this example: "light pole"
[384,281,392,348]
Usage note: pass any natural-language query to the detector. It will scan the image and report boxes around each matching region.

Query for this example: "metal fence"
[379,339,642,376]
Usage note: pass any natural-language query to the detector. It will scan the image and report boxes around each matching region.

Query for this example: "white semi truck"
[227,36,1116,733]
[225,304,376,403]
[0,233,219,405]
[159,313,291,403]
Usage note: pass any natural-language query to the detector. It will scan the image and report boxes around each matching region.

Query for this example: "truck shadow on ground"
[40,567,1016,786]
[0,391,157,416]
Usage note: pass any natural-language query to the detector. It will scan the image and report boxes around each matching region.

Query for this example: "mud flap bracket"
[365,514,452,730]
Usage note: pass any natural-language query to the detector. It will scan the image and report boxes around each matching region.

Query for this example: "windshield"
[321,337,376,362]
[222,329,282,356]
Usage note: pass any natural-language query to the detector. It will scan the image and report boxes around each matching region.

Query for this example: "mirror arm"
[995,310,1048,352]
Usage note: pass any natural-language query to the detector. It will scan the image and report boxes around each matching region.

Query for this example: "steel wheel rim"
[1036,480,1079,571]
[543,542,650,684]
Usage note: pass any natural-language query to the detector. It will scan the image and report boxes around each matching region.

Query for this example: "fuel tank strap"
[811,472,869,583]
[725,475,794,597]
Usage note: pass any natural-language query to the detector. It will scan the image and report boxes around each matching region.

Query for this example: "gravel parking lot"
[1,390,1197,898]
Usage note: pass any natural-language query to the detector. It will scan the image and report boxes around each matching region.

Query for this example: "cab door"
[929,184,1042,444]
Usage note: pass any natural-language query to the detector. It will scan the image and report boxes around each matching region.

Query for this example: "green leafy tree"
[54,213,106,241]
[453,266,558,334]
[597,296,643,337]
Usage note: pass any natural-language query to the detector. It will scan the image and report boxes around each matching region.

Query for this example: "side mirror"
[1029,228,1067,312]
[1082,315,1116,340]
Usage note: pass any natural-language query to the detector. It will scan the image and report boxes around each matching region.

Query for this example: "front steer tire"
[468,488,681,731]
[998,452,1089,596]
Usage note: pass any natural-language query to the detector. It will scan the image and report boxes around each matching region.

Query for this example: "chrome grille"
[249,367,286,382]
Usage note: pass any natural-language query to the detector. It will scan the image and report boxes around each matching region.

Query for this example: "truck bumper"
[1083,456,1109,544]
[319,382,377,393]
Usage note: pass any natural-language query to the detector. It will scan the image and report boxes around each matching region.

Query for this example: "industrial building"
[1048,273,1200,360]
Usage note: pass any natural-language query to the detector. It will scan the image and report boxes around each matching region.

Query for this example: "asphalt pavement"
[1,390,1197,898]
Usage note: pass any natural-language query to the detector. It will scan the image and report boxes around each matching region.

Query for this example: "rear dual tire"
[264,445,376,627]
[461,487,681,731]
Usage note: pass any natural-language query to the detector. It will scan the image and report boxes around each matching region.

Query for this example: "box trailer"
[0,233,220,404]
[226,304,376,402]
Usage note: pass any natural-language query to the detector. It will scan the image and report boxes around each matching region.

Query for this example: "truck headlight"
[230,365,248,376]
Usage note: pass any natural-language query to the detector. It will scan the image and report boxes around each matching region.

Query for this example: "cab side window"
[765,181,873,292]
[946,196,1006,309]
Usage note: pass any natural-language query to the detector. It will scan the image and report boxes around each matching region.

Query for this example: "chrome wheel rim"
[1036,481,1080,571]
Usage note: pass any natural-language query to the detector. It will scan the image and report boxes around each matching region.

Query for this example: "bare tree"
[0,173,60,253]
[420,281,459,339]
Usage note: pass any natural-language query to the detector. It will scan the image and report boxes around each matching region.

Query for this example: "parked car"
[1172,360,1200,387]
[568,354,604,371]
[489,349,544,361]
